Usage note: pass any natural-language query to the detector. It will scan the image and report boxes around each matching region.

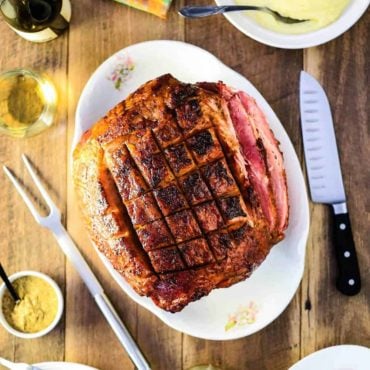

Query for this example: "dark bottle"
[0,0,71,42]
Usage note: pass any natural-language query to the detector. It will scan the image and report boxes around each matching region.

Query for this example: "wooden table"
[0,2,369,369]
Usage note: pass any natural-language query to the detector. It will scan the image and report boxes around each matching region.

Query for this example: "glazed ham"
[73,75,289,312]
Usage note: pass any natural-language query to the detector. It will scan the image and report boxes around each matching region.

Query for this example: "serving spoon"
[179,5,308,24]
[0,263,20,303]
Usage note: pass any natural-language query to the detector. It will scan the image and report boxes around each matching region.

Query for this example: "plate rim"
[33,362,99,370]
[289,344,370,369]
[73,39,310,340]
[215,0,370,49]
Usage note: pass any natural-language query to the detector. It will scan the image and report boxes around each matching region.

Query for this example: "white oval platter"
[73,40,309,340]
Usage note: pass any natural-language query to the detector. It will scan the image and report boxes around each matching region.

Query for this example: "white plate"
[215,0,370,49]
[289,345,370,370]
[33,363,98,370]
[73,40,309,340]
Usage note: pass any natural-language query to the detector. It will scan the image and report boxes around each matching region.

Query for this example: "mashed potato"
[236,0,351,34]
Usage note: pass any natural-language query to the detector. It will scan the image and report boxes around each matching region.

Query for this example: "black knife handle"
[332,210,361,295]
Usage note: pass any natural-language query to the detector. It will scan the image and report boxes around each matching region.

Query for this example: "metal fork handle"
[95,294,151,370]
[53,223,102,295]
[52,223,151,370]
[179,5,261,18]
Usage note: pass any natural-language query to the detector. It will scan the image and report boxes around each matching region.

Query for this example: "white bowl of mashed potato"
[215,0,369,48]
[0,270,64,339]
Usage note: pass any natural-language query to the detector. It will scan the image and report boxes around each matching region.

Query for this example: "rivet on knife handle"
[332,204,361,295]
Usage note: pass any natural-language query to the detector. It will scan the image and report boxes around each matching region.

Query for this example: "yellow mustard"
[2,276,58,333]
[236,0,350,34]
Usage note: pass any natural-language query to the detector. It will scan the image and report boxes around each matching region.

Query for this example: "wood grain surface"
[0,1,369,369]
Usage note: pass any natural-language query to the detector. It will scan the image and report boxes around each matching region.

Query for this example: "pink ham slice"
[238,92,289,233]
[227,92,277,231]
[217,83,288,237]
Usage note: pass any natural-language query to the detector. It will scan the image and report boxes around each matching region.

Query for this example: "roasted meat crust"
[73,74,289,312]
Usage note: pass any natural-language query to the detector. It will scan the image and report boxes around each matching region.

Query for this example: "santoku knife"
[299,71,361,296]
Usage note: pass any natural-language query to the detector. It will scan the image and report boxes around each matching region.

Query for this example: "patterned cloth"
[113,0,172,18]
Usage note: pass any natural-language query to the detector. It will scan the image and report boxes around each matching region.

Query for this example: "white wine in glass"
[0,69,57,138]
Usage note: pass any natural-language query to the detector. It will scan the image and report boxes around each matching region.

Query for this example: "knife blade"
[300,71,361,296]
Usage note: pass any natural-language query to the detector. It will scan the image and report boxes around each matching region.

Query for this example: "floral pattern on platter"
[107,54,135,90]
[225,301,258,331]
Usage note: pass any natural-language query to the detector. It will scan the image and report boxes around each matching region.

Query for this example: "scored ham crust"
[73,74,289,312]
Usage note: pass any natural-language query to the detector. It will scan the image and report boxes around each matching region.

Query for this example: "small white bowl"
[0,270,64,339]
[216,0,370,49]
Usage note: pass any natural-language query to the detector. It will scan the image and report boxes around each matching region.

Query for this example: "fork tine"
[3,165,41,222]
[21,154,56,211]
